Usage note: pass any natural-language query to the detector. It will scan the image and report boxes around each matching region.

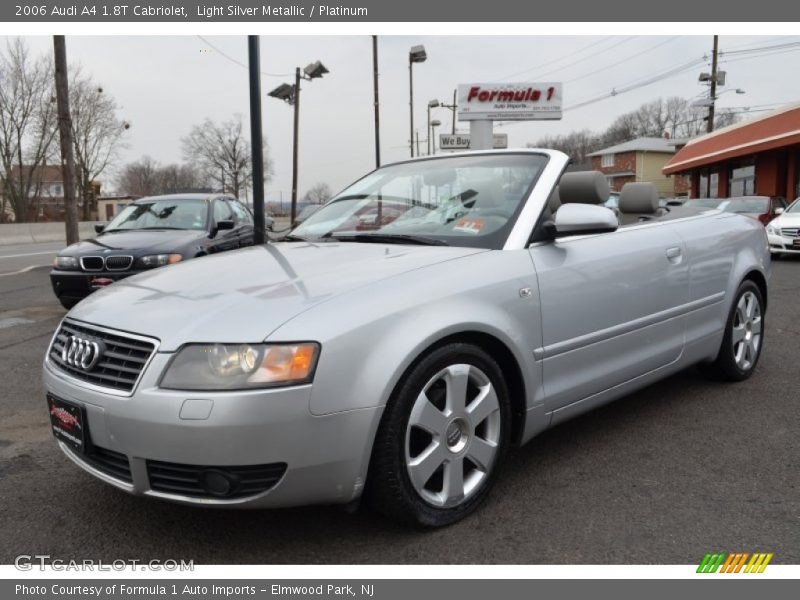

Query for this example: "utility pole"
[409,62,414,157]
[707,34,719,134]
[52,36,79,245]
[247,35,266,244]
[372,35,381,168]
[291,67,301,224]
[452,89,457,134]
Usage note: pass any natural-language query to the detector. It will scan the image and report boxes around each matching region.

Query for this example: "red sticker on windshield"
[453,218,485,234]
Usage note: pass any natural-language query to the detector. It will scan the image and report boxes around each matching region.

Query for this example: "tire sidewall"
[373,342,511,527]
[718,281,765,380]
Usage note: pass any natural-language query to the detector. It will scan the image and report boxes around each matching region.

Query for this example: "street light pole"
[291,67,301,224]
[408,45,427,158]
[372,35,381,168]
[247,35,266,245]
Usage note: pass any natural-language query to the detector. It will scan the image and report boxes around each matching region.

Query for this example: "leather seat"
[618,182,665,226]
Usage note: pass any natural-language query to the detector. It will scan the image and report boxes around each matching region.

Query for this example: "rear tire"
[366,343,511,527]
[703,280,764,381]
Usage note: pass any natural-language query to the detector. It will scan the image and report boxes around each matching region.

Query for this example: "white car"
[766,197,800,257]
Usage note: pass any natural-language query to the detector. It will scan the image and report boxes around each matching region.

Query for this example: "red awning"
[663,103,800,175]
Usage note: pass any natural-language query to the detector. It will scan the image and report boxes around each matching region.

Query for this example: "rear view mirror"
[423,169,457,187]
[553,204,618,237]
[94,224,105,234]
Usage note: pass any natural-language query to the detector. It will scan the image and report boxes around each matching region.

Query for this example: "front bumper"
[767,233,800,254]
[50,269,140,304]
[43,352,382,508]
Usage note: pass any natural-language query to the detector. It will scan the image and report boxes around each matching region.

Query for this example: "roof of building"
[663,103,800,175]
[588,137,676,157]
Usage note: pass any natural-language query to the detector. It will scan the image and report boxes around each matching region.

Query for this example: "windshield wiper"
[137,226,185,230]
[281,234,310,242]
[329,233,449,246]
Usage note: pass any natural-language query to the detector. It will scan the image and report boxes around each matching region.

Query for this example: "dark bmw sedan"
[51,193,256,309]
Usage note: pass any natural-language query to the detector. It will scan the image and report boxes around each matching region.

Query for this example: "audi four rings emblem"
[61,335,105,371]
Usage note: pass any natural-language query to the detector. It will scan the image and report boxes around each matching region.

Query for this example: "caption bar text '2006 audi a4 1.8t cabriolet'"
[43,150,769,526]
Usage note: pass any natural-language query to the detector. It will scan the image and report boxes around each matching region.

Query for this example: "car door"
[229,200,255,247]
[209,199,239,253]
[528,221,690,417]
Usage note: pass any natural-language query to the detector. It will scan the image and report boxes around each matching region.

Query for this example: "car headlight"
[53,256,79,270]
[766,223,778,235]
[139,254,183,268]
[160,343,320,390]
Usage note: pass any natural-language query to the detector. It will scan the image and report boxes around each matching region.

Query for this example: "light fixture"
[409,45,427,63]
[268,83,295,103]
[303,60,329,80]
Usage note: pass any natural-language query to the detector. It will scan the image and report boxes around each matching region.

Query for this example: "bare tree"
[69,68,128,219]
[529,130,600,168]
[116,155,163,197]
[0,38,58,222]
[181,114,271,199]
[302,182,332,205]
[116,156,208,197]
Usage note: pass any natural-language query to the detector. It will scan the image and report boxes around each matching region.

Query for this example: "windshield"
[105,199,208,231]
[786,198,800,214]
[685,198,722,209]
[718,197,768,214]
[291,154,549,249]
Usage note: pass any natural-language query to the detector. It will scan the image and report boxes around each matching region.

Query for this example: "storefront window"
[729,158,756,196]
[698,169,709,198]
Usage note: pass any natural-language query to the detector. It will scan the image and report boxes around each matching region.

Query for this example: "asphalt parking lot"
[0,253,798,564]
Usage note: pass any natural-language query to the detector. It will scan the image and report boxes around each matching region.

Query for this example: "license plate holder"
[47,394,87,453]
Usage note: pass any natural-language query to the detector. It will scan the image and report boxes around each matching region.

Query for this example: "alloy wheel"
[732,290,762,371]
[404,364,501,508]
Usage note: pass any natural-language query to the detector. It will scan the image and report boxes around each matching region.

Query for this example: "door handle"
[666,246,683,263]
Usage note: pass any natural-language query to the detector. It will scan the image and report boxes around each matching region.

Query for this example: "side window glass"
[213,200,233,223]
[231,201,253,224]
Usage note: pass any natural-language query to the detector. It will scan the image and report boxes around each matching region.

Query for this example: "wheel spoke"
[407,443,445,491]
[467,436,497,471]
[442,459,465,505]
[736,295,748,325]
[744,294,755,319]
[466,383,499,427]
[444,365,471,414]
[409,391,448,434]
[731,325,746,345]
[751,316,762,335]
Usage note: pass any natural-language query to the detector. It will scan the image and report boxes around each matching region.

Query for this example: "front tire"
[704,280,765,381]
[366,343,511,527]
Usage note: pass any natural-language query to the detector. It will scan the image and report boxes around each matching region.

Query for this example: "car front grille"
[83,445,133,483]
[48,320,157,394]
[781,228,799,238]
[104,255,134,271]
[147,459,287,499]
[80,256,104,271]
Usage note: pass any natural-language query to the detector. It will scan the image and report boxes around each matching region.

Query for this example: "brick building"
[588,137,683,196]
[662,103,800,201]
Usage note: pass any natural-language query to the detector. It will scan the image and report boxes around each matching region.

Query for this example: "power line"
[497,37,615,81]
[563,37,680,84]
[196,36,294,77]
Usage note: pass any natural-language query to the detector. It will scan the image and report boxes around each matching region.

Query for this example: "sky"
[8,34,800,203]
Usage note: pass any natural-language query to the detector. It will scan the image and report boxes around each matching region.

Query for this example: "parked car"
[766,197,800,257]
[718,195,787,225]
[44,151,769,527]
[50,194,256,309]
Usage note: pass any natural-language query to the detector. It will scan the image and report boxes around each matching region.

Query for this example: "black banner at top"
[4,0,800,22]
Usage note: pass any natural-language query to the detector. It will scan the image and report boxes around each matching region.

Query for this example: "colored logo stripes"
[697,552,773,573]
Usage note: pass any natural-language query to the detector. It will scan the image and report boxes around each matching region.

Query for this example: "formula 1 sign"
[457,83,563,121]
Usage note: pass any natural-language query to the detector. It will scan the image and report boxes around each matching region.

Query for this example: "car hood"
[60,229,205,255]
[773,213,800,228]
[68,242,485,351]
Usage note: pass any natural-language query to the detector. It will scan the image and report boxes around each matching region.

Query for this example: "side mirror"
[553,204,618,237]
[216,219,235,231]
[774,207,784,215]
[94,224,105,234]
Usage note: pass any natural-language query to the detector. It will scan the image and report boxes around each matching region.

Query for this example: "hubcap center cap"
[445,418,469,453]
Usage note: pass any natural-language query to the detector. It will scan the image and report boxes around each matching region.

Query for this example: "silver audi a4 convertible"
[44,150,769,526]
